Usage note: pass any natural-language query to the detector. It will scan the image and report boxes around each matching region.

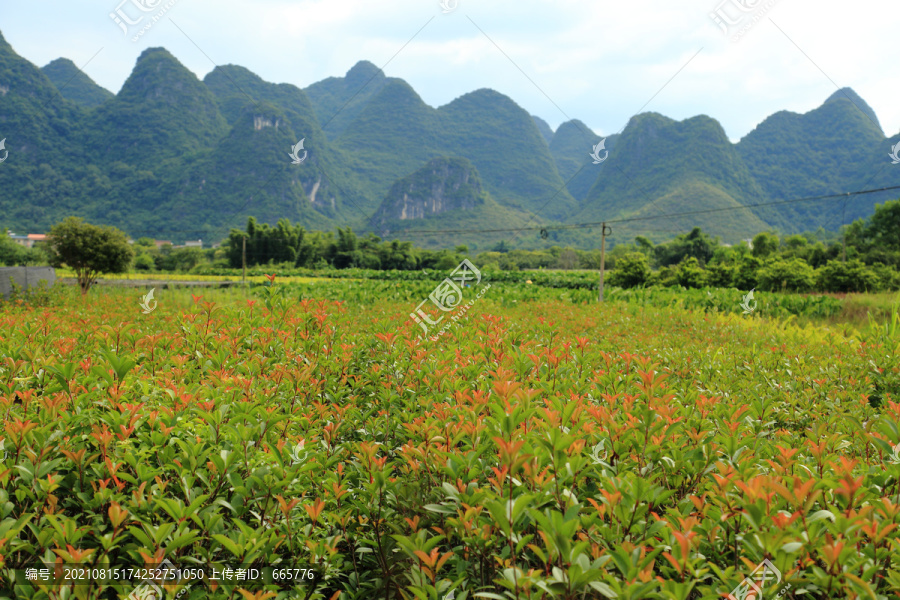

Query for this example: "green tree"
[751,231,780,258]
[756,257,815,292]
[333,227,362,269]
[608,252,651,288]
[492,240,510,253]
[555,248,580,270]
[133,253,155,271]
[655,227,717,267]
[46,217,134,295]
[866,199,900,251]
[780,234,810,260]
[734,255,761,290]
[634,236,654,256]
[816,259,881,293]
[0,231,30,266]
[705,263,735,288]
[674,257,706,289]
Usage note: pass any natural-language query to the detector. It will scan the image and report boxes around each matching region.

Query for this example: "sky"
[1,0,897,143]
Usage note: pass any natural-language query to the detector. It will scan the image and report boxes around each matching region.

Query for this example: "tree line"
[3,199,899,294]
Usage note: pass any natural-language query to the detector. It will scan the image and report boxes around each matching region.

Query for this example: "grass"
[53,269,328,285]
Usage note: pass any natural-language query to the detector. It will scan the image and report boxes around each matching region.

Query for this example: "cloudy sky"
[1,0,896,142]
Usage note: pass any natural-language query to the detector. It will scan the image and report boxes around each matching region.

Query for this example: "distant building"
[8,233,29,247]
[183,240,202,248]
[7,232,47,249]
[154,240,173,249]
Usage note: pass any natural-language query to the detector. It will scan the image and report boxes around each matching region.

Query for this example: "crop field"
[2,278,900,599]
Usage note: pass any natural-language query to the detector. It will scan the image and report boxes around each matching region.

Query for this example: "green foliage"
[705,262,735,288]
[369,157,491,231]
[674,256,706,288]
[654,227,718,267]
[133,253,154,271]
[0,277,68,308]
[88,48,228,169]
[45,217,133,295]
[733,255,761,291]
[0,231,46,266]
[607,252,651,288]
[548,119,616,201]
[41,58,113,108]
[737,88,889,229]
[305,60,395,139]
[751,231,780,258]
[4,29,900,251]
[604,285,843,319]
[845,200,900,267]
[860,302,900,407]
[155,247,207,272]
[756,257,816,292]
[0,279,891,599]
[816,259,881,293]
[575,113,773,241]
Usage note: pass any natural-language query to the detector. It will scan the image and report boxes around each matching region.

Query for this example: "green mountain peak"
[824,87,882,133]
[42,58,113,109]
[345,60,384,87]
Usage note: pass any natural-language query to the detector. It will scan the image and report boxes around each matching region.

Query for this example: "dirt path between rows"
[58,278,244,288]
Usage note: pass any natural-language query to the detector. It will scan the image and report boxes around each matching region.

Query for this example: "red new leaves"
[2,281,899,599]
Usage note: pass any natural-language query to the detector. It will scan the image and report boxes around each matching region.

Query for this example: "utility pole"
[242,236,247,284]
[598,222,610,302]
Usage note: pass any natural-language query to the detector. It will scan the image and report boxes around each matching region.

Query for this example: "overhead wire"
[388,184,900,237]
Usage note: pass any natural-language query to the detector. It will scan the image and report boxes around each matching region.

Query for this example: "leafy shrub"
[733,255,761,290]
[606,252,651,288]
[816,259,881,292]
[0,280,890,599]
[756,257,816,292]
[705,262,735,288]
[133,253,155,271]
[674,256,706,288]
[751,231,780,258]
[860,303,900,407]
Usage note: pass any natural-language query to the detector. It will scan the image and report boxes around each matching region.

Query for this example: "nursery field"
[2,278,900,599]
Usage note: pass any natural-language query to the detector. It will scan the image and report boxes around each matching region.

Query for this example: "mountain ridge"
[1,29,898,249]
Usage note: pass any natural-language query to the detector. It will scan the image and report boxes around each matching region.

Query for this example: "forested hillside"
[1,29,898,248]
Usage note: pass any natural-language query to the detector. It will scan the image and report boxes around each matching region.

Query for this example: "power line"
[127,183,900,243]
[389,184,900,237]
